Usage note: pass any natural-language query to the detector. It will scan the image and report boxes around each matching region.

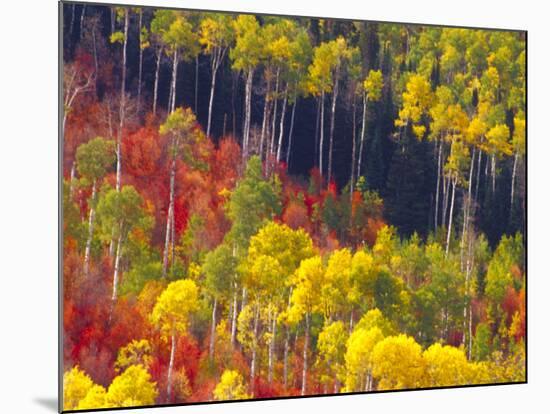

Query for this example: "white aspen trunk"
[167,332,176,402]
[111,230,123,303]
[276,87,288,162]
[511,151,518,208]
[83,179,97,277]
[250,304,260,396]
[350,94,357,207]
[327,75,339,184]
[231,283,238,347]
[260,73,272,159]
[169,49,179,113]
[442,175,451,229]
[110,8,115,36]
[319,92,325,178]
[268,311,277,383]
[285,96,297,167]
[206,51,221,138]
[269,69,281,157]
[243,69,254,160]
[162,139,178,277]
[301,312,310,396]
[491,154,496,194]
[435,140,443,232]
[69,5,76,39]
[79,5,86,40]
[468,301,473,360]
[349,309,354,334]
[115,9,129,193]
[445,178,456,257]
[137,10,143,110]
[209,297,217,359]
[474,148,483,205]
[357,91,368,180]
[153,47,163,115]
[461,149,476,271]
[69,161,76,198]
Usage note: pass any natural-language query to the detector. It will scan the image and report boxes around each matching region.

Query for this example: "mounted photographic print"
[60,0,526,411]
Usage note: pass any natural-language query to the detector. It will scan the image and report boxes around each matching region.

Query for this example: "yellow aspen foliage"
[344,327,384,392]
[316,321,348,389]
[151,279,199,337]
[423,343,473,387]
[106,365,158,407]
[63,366,94,410]
[213,370,251,400]
[115,339,153,373]
[77,385,109,410]
[354,308,395,336]
[364,70,383,101]
[371,335,426,390]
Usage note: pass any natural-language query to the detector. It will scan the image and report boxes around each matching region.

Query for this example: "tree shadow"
[33,397,58,412]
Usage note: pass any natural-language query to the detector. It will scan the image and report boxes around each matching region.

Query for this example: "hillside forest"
[61,2,526,410]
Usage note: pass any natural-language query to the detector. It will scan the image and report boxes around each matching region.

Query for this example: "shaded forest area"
[62,3,526,410]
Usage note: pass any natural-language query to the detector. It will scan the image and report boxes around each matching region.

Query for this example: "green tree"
[75,137,115,276]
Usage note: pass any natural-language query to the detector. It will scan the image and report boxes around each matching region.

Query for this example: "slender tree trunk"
[169,49,179,113]
[350,94,357,207]
[314,96,321,168]
[268,311,277,383]
[243,69,255,160]
[260,73,272,159]
[250,304,260,396]
[69,161,76,198]
[474,148,482,211]
[137,9,143,111]
[286,96,297,167]
[79,5,86,40]
[162,138,178,277]
[209,297,217,359]
[115,9,129,193]
[301,312,310,396]
[83,179,97,277]
[110,8,115,37]
[283,324,290,390]
[206,51,223,138]
[445,178,457,257]
[153,47,163,115]
[270,69,281,157]
[511,151,518,208]
[491,154,496,194]
[435,139,443,232]
[461,149,476,270]
[349,309,354,333]
[69,5,76,41]
[231,283,238,347]
[327,76,339,185]
[276,87,288,162]
[167,331,176,402]
[319,92,325,178]
[111,230,123,303]
[357,91,368,180]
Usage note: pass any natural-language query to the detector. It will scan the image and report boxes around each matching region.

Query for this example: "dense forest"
[62,3,526,410]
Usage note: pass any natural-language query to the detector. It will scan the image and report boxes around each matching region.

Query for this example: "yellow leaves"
[213,370,250,400]
[289,256,325,318]
[395,74,433,138]
[106,365,158,407]
[486,123,513,157]
[344,326,384,391]
[371,334,426,390]
[159,107,198,138]
[77,385,109,410]
[513,115,526,154]
[423,343,473,387]
[364,70,384,101]
[151,279,199,336]
[199,15,234,53]
[115,339,152,373]
[63,366,94,410]
[65,365,158,410]
[109,31,125,45]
